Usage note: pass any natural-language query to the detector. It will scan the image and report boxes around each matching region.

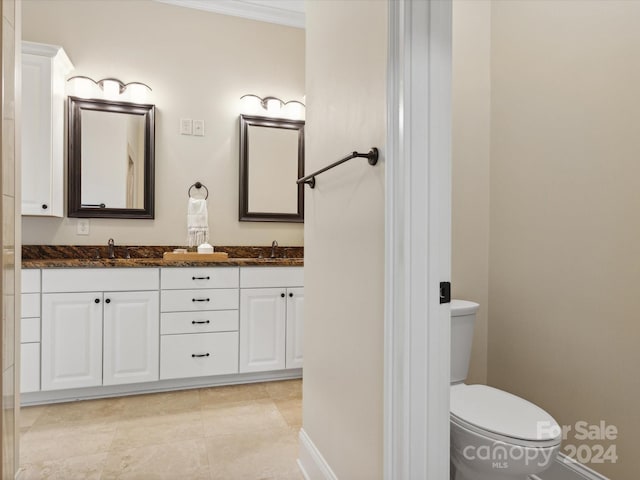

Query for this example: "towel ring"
[188,182,209,200]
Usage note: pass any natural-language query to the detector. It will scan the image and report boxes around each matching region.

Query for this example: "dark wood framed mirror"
[68,96,155,218]
[239,115,305,222]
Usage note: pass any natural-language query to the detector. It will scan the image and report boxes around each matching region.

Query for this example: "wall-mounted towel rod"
[297,148,379,189]
[188,181,209,199]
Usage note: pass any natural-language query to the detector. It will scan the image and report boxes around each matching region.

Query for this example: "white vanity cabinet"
[21,270,41,393]
[40,269,159,391]
[239,267,304,373]
[160,267,240,380]
[22,264,303,403]
[21,42,73,217]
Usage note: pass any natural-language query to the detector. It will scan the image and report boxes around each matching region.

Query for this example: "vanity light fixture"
[240,94,305,119]
[67,76,152,103]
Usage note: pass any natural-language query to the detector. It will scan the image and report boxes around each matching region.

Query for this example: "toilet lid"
[450,384,560,443]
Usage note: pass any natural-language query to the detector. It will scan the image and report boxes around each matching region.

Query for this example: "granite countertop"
[22,245,304,269]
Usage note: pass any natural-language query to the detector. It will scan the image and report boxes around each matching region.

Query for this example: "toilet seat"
[450,384,562,449]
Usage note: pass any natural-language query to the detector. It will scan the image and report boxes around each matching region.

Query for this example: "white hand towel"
[187,197,209,247]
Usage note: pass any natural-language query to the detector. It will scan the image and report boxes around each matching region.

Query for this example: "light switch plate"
[193,120,205,136]
[77,219,90,235]
[180,118,193,135]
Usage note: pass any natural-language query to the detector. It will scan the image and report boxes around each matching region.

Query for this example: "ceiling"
[155,0,305,29]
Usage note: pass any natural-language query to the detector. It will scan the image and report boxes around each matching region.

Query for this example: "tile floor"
[17,379,303,480]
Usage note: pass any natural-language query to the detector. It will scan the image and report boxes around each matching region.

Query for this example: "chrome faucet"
[108,238,115,259]
[270,240,278,259]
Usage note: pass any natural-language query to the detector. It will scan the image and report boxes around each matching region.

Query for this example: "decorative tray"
[162,252,229,262]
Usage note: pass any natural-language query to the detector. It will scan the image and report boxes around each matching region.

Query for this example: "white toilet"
[450,300,562,480]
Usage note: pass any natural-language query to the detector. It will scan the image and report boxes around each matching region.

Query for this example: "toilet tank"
[450,300,480,384]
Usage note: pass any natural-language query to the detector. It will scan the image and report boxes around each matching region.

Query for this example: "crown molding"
[155,0,305,29]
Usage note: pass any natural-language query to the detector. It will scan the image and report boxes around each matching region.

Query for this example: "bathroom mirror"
[67,96,155,218]
[239,115,305,222]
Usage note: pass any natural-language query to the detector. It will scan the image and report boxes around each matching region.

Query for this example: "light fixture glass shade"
[265,98,282,115]
[125,83,151,104]
[240,94,262,115]
[102,79,120,100]
[282,101,305,120]
[67,76,100,99]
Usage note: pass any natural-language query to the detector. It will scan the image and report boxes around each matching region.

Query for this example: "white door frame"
[384,1,452,479]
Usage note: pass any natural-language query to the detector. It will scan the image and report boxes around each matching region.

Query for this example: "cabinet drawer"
[21,343,40,393]
[161,289,238,312]
[42,268,159,293]
[240,267,303,288]
[161,310,238,335]
[160,332,239,380]
[22,293,40,318]
[22,269,41,293]
[161,267,238,290]
[21,317,40,343]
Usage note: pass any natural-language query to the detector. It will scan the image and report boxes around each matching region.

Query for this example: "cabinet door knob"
[289,292,294,297]
[280,293,285,298]
[42,204,48,210]
[94,298,100,303]
[105,298,111,304]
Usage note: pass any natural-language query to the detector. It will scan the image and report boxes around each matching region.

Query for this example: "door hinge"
[439,282,451,304]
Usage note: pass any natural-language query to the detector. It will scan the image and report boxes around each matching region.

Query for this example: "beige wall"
[488,2,640,478]
[21,0,304,246]
[2,0,20,475]
[301,1,386,479]
[452,0,491,385]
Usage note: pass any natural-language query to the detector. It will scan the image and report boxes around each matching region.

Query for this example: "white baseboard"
[297,432,611,480]
[298,428,338,480]
[532,453,610,480]
[296,445,608,480]
[21,369,302,406]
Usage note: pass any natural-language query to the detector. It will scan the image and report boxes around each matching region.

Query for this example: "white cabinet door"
[239,288,286,372]
[22,44,72,217]
[103,291,159,386]
[21,343,40,393]
[41,292,103,390]
[22,53,53,215]
[286,287,304,369]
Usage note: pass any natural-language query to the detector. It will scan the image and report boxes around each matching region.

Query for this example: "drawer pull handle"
[192,353,210,358]
[192,298,210,302]
[192,320,211,325]
[192,276,211,280]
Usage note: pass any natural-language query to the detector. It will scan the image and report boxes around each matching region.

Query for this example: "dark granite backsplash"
[22,245,304,261]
